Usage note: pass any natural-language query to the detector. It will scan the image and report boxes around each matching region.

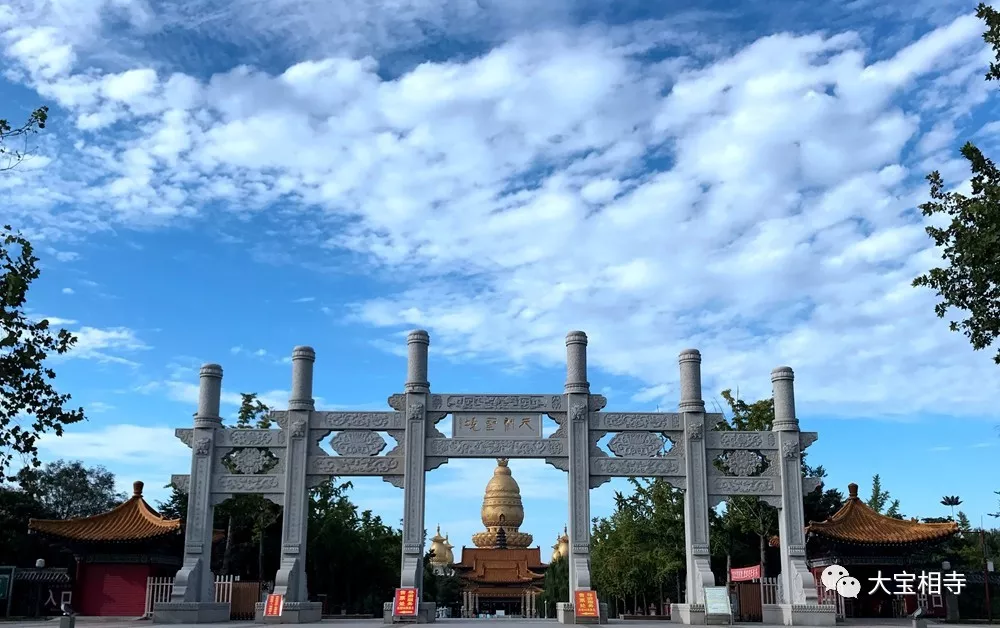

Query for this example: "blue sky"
[2,0,1000,561]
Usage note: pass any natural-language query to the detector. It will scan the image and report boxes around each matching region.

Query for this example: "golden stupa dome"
[551,526,569,561]
[429,525,451,565]
[443,535,455,564]
[471,459,533,548]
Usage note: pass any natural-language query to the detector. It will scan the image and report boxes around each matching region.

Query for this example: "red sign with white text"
[263,594,284,617]
[730,565,761,582]
[393,587,419,616]
[575,590,599,617]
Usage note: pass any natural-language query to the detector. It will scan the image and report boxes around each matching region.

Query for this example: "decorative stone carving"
[783,441,800,459]
[330,431,387,456]
[589,395,607,411]
[269,410,288,428]
[571,405,588,422]
[215,474,282,493]
[425,438,564,457]
[787,544,806,556]
[315,411,403,430]
[799,432,818,450]
[406,402,425,421]
[686,421,703,440]
[228,448,270,474]
[718,432,762,448]
[175,429,194,447]
[722,450,763,477]
[308,456,403,475]
[803,477,822,493]
[403,543,422,554]
[194,436,212,456]
[595,413,683,431]
[590,476,610,488]
[383,476,405,488]
[607,432,667,458]
[425,457,448,471]
[290,420,307,438]
[430,394,562,411]
[219,429,282,447]
[387,394,405,411]
[590,457,683,476]
[545,457,569,471]
[711,477,777,495]
[170,474,190,492]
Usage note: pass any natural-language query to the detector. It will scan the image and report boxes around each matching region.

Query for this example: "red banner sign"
[263,594,284,617]
[575,590,600,618]
[393,587,419,616]
[730,565,761,582]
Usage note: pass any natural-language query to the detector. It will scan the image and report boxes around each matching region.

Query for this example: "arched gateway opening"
[153,331,834,626]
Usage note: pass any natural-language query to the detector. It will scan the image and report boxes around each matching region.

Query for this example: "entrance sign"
[452,413,543,438]
[263,594,284,617]
[155,330,831,626]
[703,587,732,624]
[393,588,419,616]
[575,590,599,618]
[730,565,761,582]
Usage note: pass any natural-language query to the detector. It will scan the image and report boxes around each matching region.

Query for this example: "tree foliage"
[539,554,569,616]
[914,7,1000,363]
[0,106,48,172]
[0,225,85,480]
[866,473,903,518]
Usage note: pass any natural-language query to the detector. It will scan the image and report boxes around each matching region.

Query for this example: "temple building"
[805,482,959,619]
[27,481,187,617]
[551,527,569,561]
[440,459,548,616]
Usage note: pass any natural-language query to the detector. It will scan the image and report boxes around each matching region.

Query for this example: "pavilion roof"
[805,483,958,546]
[454,547,547,584]
[28,480,181,543]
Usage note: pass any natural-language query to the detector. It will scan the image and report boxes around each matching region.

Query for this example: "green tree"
[0,225,85,481]
[913,6,1000,364]
[16,459,126,519]
[866,474,903,518]
[941,495,963,519]
[0,106,48,171]
[539,554,569,617]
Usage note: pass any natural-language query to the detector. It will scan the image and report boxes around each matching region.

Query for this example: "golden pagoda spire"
[471,458,533,548]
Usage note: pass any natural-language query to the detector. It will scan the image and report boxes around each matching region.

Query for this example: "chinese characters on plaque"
[575,590,599,618]
[393,587,419,616]
[867,571,966,596]
[452,413,543,439]
[263,593,284,617]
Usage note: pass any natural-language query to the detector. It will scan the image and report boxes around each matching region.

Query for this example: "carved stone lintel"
[212,474,283,494]
[430,394,562,412]
[594,413,682,431]
[175,429,194,447]
[709,476,779,496]
[706,430,777,450]
[329,431,387,456]
[216,429,284,448]
[425,438,564,457]
[308,456,403,475]
[590,457,685,477]
[314,411,403,430]
[607,432,668,457]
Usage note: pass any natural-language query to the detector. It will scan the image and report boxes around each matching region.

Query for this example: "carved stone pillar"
[272,347,321,623]
[565,332,592,591]
[397,330,435,622]
[153,365,230,624]
[772,367,832,626]
[676,349,714,625]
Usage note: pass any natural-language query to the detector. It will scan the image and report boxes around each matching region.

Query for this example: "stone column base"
[254,601,323,623]
[762,604,783,624]
[382,602,436,623]
[555,602,608,624]
[777,603,836,626]
[670,603,706,624]
[152,602,230,623]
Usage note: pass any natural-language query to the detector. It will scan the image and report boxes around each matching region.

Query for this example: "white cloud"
[64,326,149,365]
[86,401,115,413]
[61,287,74,294]
[0,6,997,420]
[37,423,189,463]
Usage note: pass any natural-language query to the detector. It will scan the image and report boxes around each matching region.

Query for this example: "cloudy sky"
[2,0,999,563]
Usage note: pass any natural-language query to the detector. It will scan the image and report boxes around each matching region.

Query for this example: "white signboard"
[703,586,732,623]
[452,413,543,439]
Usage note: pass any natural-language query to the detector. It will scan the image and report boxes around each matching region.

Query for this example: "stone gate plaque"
[452,413,543,439]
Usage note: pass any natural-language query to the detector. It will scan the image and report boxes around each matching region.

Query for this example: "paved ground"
[0,619,959,628]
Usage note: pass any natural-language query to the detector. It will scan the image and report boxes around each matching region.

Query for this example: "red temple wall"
[76,563,152,617]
